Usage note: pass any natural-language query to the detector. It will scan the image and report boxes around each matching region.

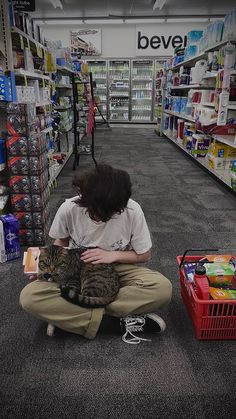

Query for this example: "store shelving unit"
[163,129,232,188]
[154,59,169,135]
[108,60,130,121]
[161,35,236,192]
[54,66,75,154]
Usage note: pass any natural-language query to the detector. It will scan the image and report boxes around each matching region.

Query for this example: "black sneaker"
[120,313,166,344]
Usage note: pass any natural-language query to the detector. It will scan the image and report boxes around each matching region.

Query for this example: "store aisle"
[1,126,236,419]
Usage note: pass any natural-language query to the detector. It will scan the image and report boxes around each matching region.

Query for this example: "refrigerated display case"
[108,60,130,121]
[87,60,108,121]
[131,60,154,122]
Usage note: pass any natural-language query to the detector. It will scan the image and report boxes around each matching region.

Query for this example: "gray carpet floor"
[1,126,236,419]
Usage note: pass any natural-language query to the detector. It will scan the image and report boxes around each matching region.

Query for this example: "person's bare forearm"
[113,250,151,263]
[53,238,70,247]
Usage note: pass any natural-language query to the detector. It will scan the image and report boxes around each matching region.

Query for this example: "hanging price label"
[24,75,28,86]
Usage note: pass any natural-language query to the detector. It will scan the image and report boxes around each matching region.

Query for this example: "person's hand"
[80,248,118,264]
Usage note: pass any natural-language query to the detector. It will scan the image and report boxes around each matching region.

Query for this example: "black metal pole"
[90,72,97,167]
[72,73,79,170]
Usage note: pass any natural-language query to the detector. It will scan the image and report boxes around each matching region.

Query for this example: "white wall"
[41,22,207,58]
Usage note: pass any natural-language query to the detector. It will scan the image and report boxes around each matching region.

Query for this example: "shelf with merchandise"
[11,26,46,51]
[163,129,232,187]
[161,18,236,192]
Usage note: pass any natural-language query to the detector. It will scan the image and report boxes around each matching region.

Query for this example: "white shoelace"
[121,317,152,345]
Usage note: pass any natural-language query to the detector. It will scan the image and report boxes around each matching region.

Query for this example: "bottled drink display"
[109,60,130,121]
[88,60,108,120]
[131,60,154,121]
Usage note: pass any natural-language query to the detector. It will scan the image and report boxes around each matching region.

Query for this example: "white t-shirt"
[49,197,152,254]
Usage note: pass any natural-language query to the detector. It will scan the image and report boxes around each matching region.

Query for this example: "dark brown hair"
[72,164,132,222]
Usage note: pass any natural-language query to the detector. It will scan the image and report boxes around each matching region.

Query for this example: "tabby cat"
[38,245,120,308]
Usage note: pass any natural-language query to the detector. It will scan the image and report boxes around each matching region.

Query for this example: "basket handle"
[179,248,219,268]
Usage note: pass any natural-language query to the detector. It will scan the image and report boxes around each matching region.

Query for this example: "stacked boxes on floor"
[6,104,50,246]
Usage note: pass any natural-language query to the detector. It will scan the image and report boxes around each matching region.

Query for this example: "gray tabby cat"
[38,245,120,335]
[38,244,120,306]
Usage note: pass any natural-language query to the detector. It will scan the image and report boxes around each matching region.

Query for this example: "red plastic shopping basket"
[177,249,236,340]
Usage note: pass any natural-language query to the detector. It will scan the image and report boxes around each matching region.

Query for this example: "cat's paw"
[47,323,55,337]
[60,285,77,303]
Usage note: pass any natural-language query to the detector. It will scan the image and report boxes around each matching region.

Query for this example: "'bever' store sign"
[136,24,198,56]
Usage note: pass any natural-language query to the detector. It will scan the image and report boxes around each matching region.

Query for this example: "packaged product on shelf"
[13,50,24,69]
[16,86,36,104]
[15,212,34,228]
[33,210,46,228]
[6,136,28,155]
[191,134,211,158]
[0,214,21,263]
[231,160,236,190]
[9,176,31,194]
[177,119,185,144]
[190,60,207,84]
[7,103,36,123]
[0,72,16,102]
[23,49,34,72]
[8,156,29,175]
[11,194,32,212]
[19,229,35,246]
[19,226,48,246]
[7,115,35,136]
[28,134,47,156]
[30,173,48,194]
[0,196,9,216]
[0,139,6,171]
[186,30,204,46]
[223,9,236,41]
[29,154,48,175]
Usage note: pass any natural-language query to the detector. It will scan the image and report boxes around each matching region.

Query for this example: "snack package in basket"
[200,255,236,288]
[209,287,236,300]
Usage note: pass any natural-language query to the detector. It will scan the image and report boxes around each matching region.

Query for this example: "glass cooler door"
[131,60,154,122]
[88,60,108,120]
[108,60,130,121]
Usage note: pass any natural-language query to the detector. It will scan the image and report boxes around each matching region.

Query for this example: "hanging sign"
[13,0,36,12]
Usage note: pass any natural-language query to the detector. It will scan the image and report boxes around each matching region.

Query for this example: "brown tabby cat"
[38,244,120,308]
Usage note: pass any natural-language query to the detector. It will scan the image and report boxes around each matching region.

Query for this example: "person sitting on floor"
[20,164,172,344]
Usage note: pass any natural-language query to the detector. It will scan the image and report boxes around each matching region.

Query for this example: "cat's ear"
[60,247,69,255]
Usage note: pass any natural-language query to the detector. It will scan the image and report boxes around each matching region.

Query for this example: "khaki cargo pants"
[19,263,172,339]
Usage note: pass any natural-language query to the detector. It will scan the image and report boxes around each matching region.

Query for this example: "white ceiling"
[33,0,236,19]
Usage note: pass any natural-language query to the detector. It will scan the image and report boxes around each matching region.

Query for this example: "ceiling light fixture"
[126,18,166,24]
[83,19,124,24]
[167,17,209,23]
[50,0,63,9]
[153,0,166,10]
